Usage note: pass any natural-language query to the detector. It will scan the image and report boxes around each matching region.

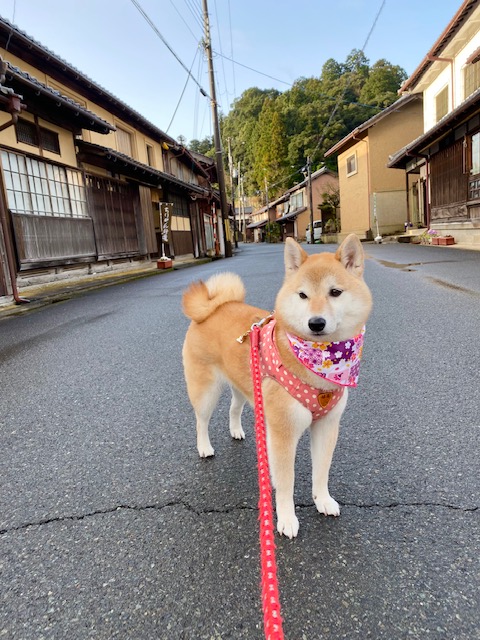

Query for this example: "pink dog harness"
[259,319,344,421]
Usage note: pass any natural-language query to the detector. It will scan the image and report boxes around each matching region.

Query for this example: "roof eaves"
[400,0,478,93]
[5,62,115,133]
[0,17,176,144]
[388,86,480,168]
[325,94,419,158]
[76,140,209,195]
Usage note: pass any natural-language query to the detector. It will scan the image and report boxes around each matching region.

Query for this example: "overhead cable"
[311,0,387,162]
[130,0,210,99]
[166,44,201,134]
[168,0,201,42]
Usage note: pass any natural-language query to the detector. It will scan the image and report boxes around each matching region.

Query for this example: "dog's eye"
[330,288,343,298]
[298,291,308,300]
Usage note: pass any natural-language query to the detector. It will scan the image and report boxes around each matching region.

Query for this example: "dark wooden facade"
[430,140,469,222]
[12,213,96,269]
[85,175,140,259]
[0,17,220,303]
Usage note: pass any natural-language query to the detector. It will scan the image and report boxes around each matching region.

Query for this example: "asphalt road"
[1,241,479,639]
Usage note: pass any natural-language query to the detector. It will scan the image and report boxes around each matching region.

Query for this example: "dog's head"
[275,235,372,342]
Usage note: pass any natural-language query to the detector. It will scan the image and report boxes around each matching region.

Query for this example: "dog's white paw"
[230,426,245,440]
[276,513,299,539]
[198,443,215,458]
[314,494,340,517]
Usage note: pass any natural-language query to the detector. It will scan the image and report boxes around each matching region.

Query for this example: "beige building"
[248,168,338,242]
[0,17,220,304]
[389,0,480,245]
[325,94,424,240]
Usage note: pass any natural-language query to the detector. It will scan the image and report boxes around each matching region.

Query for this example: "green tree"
[188,136,214,157]
[221,87,280,194]
[360,59,408,107]
[212,51,407,197]
[252,97,288,195]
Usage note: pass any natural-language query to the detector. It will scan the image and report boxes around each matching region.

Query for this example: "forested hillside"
[188,49,407,199]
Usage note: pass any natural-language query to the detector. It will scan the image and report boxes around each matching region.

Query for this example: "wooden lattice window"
[464,60,480,99]
[116,127,134,156]
[435,86,449,122]
[0,149,87,217]
[15,118,60,154]
[146,144,155,167]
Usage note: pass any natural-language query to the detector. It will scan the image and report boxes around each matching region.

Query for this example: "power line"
[310,0,387,163]
[166,44,201,135]
[213,0,231,106]
[227,0,236,99]
[214,51,292,87]
[213,49,383,112]
[130,0,210,99]
[183,0,204,30]
[168,0,201,42]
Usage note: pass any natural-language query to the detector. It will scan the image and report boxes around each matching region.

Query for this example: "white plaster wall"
[423,30,480,132]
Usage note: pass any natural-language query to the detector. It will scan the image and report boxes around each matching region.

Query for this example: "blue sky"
[1,0,461,142]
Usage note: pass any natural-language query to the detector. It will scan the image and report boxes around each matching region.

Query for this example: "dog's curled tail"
[182,272,246,323]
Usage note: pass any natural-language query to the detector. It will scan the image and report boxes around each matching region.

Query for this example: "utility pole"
[202,0,232,258]
[264,175,269,241]
[307,156,314,244]
[227,137,238,248]
[238,161,245,241]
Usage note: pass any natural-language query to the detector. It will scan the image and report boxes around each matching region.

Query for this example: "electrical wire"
[168,0,201,42]
[213,51,292,87]
[213,0,230,105]
[183,0,204,30]
[5,0,17,50]
[213,50,383,112]
[130,0,210,99]
[166,44,201,134]
[310,0,387,163]
[227,0,236,99]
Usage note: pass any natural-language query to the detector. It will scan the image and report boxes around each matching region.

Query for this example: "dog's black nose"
[308,317,326,333]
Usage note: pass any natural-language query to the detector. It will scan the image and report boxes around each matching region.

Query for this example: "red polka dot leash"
[248,316,285,640]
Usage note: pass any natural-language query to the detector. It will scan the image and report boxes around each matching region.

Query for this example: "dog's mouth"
[309,330,328,338]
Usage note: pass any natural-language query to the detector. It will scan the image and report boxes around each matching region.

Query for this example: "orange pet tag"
[317,392,333,408]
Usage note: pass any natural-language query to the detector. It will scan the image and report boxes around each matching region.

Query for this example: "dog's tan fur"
[182,235,372,538]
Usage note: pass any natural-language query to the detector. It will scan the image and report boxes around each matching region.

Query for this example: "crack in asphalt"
[1,500,477,536]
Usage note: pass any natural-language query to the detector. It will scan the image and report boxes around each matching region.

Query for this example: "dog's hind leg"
[229,386,246,441]
[185,362,223,458]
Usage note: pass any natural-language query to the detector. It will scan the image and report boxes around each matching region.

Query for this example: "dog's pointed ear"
[284,237,308,276]
[335,234,365,277]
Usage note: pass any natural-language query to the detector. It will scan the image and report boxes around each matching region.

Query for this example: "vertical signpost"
[157,202,173,269]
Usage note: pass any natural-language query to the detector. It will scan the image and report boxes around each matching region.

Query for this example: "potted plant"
[420,229,439,244]
[438,235,455,245]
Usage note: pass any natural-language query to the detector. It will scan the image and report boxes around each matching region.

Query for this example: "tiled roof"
[400,0,479,92]
[76,140,210,195]
[0,16,177,145]
[4,62,114,133]
[324,94,420,157]
[388,86,480,168]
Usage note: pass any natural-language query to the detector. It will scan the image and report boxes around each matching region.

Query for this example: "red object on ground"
[438,237,455,245]
[157,258,173,269]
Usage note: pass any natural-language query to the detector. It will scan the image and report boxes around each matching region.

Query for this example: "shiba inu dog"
[182,235,372,538]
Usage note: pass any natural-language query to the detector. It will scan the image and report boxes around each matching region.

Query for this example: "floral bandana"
[286,327,366,388]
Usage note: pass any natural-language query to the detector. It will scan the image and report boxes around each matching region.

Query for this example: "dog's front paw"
[230,426,245,440]
[276,512,299,539]
[314,494,340,517]
[197,443,215,458]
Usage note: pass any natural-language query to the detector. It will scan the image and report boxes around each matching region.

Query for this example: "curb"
[0,257,211,319]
